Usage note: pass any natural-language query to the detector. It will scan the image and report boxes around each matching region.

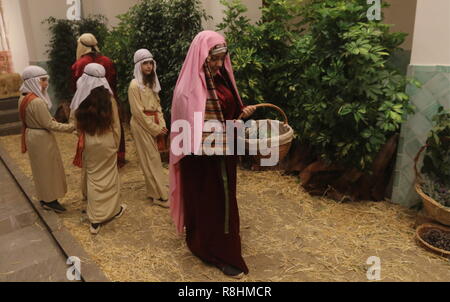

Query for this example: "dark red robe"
[180,72,249,274]
[71,53,117,95]
[72,53,126,167]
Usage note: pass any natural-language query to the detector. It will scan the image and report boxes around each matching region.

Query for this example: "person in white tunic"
[71,63,126,234]
[128,49,169,207]
[18,66,74,213]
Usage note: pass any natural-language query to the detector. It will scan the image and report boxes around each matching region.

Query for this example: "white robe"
[18,95,74,202]
[128,79,168,200]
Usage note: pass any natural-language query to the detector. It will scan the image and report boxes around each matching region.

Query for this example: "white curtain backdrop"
[0,1,10,51]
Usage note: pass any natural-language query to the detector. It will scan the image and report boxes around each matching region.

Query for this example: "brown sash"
[73,132,85,168]
[19,93,38,153]
[143,110,168,152]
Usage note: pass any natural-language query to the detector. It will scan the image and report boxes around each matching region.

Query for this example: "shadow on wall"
[389,49,412,76]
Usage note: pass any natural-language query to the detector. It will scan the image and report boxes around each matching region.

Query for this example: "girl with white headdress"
[71,33,127,168]
[71,63,126,234]
[128,49,169,207]
[18,65,74,213]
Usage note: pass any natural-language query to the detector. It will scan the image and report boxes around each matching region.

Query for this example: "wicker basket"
[238,103,294,163]
[415,223,450,258]
[414,142,450,226]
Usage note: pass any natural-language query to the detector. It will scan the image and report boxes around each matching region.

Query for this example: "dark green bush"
[422,107,450,186]
[77,15,109,48]
[421,107,450,207]
[219,0,418,171]
[218,0,301,110]
[103,0,210,115]
[44,17,77,101]
[44,15,109,102]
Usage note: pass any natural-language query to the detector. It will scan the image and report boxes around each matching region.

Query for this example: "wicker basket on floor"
[414,141,450,226]
[415,223,450,258]
[238,103,294,163]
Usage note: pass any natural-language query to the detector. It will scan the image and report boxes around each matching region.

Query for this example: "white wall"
[410,0,450,65]
[82,0,140,28]
[82,0,263,31]
[202,0,262,30]
[19,0,68,63]
[3,0,262,64]
[2,0,29,73]
[8,0,141,63]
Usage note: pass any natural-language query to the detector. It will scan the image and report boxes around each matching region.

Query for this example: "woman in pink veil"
[169,31,255,278]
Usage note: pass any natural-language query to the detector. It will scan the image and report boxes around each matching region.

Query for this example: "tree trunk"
[299,160,341,186]
[293,134,400,202]
[356,134,399,201]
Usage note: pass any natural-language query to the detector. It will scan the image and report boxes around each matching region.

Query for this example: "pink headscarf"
[169,30,243,234]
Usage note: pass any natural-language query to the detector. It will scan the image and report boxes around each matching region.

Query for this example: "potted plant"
[414,106,450,226]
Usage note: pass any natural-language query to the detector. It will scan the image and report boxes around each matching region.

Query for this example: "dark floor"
[0,159,71,282]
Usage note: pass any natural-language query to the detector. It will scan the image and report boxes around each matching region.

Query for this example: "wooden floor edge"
[0,141,110,282]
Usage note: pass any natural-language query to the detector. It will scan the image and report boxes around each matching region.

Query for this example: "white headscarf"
[76,33,101,60]
[70,63,113,111]
[133,49,161,93]
[20,66,52,109]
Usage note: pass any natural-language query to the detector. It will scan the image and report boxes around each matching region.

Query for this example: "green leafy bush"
[419,106,450,209]
[219,0,417,171]
[422,107,450,186]
[44,15,109,102]
[103,0,210,115]
[44,17,77,101]
[217,0,301,113]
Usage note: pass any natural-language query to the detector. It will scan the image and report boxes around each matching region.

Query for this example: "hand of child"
[159,127,169,136]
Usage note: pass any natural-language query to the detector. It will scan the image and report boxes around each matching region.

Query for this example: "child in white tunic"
[18,66,74,213]
[71,63,126,234]
[128,49,169,208]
